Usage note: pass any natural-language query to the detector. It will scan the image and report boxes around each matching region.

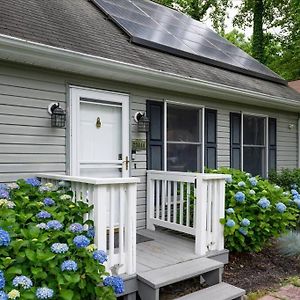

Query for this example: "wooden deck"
[136,229,203,273]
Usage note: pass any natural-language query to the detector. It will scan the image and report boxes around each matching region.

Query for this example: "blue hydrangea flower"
[294,199,300,209]
[73,235,90,248]
[238,227,247,236]
[46,220,63,231]
[276,202,287,213]
[0,270,5,289]
[39,186,50,193]
[69,223,84,234]
[86,227,95,238]
[225,176,232,184]
[238,181,246,187]
[240,218,250,227]
[7,183,19,190]
[103,276,125,294]
[0,228,10,247]
[0,189,9,199]
[245,173,251,177]
[291,183,298,189]
[0,291,7,300]
[283,191,289,196]
[61,260,78,272]
[226,208,235,214]
[0,184,7,190]
[12,275,33,289]
[93,250,108,264]
[36,287,54,299]
[291,189,298,195]
[51,243,69,254]
[258,197,271,209]
[36,223,48,230]
[226,219,235,227]
[25,177,41,187]
[234,191,246,203]
[36,211,52,219]
[249,177,257,186]
[43,198,55,206]
[249,189,256,195]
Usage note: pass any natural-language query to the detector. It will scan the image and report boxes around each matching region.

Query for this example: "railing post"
[125,183,137,275]
[195,175,207,256]
[216,180,225,251]
[147,173,155,231]
[93,185,107,253]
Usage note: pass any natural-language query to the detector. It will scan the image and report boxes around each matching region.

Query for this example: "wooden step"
[175,282,245,300]
[137,257,223,289]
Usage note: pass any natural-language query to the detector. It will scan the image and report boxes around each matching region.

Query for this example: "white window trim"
[240,112,269,177]
[163,100,205,173]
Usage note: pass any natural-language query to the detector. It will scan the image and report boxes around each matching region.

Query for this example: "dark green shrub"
[207,168,299,252]
[0,178,119,300]
[269,168,300,191]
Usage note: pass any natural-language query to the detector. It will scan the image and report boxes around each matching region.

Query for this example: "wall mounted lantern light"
[48,103,66,128]
[134,112,150,133]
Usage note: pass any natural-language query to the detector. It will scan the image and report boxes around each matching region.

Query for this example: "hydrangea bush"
[0,178,122,299]
[208,168,299,252]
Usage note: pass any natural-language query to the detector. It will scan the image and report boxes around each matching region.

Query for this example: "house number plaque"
[132,139,146,151]
[96,117,102,128]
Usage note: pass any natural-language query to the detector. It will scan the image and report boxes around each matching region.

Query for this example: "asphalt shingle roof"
[0,0,299,101]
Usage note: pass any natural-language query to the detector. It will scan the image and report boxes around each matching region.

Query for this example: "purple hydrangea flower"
[0,270,5,289]
[36,211,52,219]
[69,223,84,234]
[234,191,246,203]
[51,243,69,254]
[46,220,63,230]
[73,235,90,248]
[93,250,108,264]
[226,219,235,227]
[276,202,287,213]
[43,198,55,206]
[240,218,250,227]
[0,291,7,300]
[36,287,54,299]
[103,276,125,294]
[61,260,78,272]
[86,227,95,238]
[0,228,10,247]
[258,197,270,209]
[0,189,9,199]
[25,177,41,187]
[12,275,33,289]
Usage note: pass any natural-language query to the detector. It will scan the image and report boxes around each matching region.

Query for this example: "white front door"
[70,87,130,178]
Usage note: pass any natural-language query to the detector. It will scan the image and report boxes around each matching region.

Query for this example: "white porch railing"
[147,171,228,256]
[38,174,139,276]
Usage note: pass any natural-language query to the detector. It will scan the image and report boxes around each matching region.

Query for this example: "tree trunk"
[252,0,264,62]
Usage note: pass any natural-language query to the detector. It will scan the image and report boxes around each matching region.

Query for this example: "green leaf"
[60,289,74,300]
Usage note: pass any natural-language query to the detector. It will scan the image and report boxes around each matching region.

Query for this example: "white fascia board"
[0,34,299,112]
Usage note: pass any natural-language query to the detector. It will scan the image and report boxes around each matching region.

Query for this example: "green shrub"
[0,178,119,300]
[269,168,300,191]
[207,168,299,252]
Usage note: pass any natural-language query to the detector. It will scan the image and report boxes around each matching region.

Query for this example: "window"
[147,101,217,172]
[230,113,277,177]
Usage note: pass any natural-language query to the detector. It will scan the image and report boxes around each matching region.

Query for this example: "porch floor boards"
[136,228,200,273]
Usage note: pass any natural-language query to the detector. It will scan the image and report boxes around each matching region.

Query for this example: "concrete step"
[175,282,246,300]
[137,257,224,300]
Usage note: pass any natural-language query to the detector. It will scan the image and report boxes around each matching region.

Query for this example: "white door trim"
[69,86,130,177]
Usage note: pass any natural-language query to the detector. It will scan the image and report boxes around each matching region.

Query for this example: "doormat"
[107,233,153,249]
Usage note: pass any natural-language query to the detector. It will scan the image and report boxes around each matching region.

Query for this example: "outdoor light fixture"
[134,112,150,133]
[48,102,66,128]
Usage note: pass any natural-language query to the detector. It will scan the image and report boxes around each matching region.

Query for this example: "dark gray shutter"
[147,101,164,170]
[268,118,277,172]
[230,112,241,169]
[205,109,217,169]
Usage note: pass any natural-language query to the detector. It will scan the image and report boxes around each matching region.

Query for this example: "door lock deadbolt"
[96,117,102,129]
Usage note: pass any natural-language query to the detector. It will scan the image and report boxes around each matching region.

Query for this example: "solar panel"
[92,0,285,84]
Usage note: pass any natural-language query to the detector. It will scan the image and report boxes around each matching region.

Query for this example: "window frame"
[164,100,205,172]
[240,112,269,177]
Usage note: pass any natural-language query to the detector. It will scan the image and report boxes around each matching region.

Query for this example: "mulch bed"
[223,240,300,293]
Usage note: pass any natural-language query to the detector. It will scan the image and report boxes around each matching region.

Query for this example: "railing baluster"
[161,180,166,221]
[186,183,190,227]
[109,186,115,269]
[179,182,184,225]
[119,185,125,267]
[206,181,213,248]
[155,180,160,219]
[173,181,177,223]
[167,181,171,222]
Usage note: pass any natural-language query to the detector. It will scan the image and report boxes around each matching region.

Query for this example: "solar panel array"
[92,0,285,84]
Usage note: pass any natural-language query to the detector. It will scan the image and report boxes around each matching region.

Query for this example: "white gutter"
[0,34,299,111]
